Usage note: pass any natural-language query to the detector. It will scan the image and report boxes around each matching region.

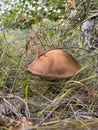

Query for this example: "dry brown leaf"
[8,116,34,130]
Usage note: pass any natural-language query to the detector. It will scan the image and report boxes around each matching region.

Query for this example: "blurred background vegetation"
[0,0,98,129]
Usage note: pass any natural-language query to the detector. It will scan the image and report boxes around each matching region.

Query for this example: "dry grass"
[0,26,98,130]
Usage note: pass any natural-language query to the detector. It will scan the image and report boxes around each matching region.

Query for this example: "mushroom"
[27,49,81,80]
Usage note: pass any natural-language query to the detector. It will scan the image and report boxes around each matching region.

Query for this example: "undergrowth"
[0,25,98,130]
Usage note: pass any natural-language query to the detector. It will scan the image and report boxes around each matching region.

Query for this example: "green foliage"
[1,0,65,29]
[1,0,97,29]
[0,0,98,29]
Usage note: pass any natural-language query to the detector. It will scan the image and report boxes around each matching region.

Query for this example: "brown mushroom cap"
[27,49,81,79]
